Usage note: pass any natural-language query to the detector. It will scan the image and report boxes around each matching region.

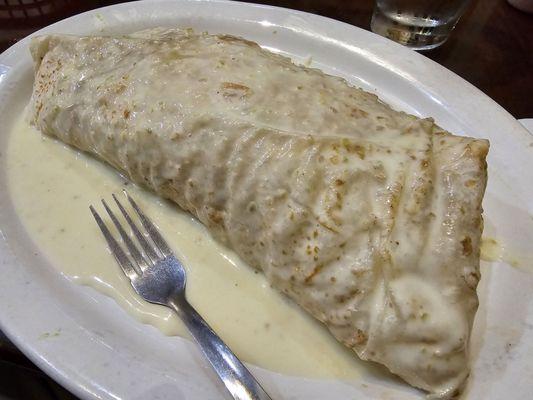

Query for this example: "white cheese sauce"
[6,116,371,380]
[480,237,533,271]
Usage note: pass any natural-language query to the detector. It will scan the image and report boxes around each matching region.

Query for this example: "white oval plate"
[0,1,532,399]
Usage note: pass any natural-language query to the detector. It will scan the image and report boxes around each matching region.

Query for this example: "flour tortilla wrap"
[29,29,488,397]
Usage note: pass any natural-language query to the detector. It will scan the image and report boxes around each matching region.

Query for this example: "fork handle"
[168,296,272,400]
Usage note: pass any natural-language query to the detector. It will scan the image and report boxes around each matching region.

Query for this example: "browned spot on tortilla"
[461,236,473,256]
[114,83,127,94]
[318,220,339,233]
[350,108,368,118]
[467,140,490,159]
[353,329,368,344]
[341,139,366,159]
[221,82,249,91]
[304,264,324,284]
[217,34,259,48]
[208,209,224,226]
[329,155,340,164]
[220,82,252,98]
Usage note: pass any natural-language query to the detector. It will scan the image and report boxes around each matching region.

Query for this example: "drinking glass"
[371,0,471,50]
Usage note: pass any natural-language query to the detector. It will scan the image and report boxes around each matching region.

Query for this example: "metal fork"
[89,191,272,400]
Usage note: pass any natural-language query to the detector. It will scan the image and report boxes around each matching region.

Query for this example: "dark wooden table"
[0,0,531,399]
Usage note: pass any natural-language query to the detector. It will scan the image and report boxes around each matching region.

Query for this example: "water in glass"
[371,0,471,50]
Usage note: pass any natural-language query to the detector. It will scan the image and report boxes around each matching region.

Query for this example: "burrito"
[28,28,488,398]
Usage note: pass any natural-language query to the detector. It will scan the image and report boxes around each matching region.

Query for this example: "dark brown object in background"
[0,330,78,399]
[427,0,533,120]
[0,0,531,399]
[0,1,107,50]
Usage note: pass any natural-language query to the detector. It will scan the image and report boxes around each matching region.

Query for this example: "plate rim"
[0,1,532,399]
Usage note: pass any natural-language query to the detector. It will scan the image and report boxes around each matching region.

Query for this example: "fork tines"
[90,190,172,278]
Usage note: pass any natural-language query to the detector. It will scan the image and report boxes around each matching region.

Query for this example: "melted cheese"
[6,116,369,380]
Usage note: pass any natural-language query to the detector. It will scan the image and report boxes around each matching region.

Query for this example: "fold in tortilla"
[29,28,488,398]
